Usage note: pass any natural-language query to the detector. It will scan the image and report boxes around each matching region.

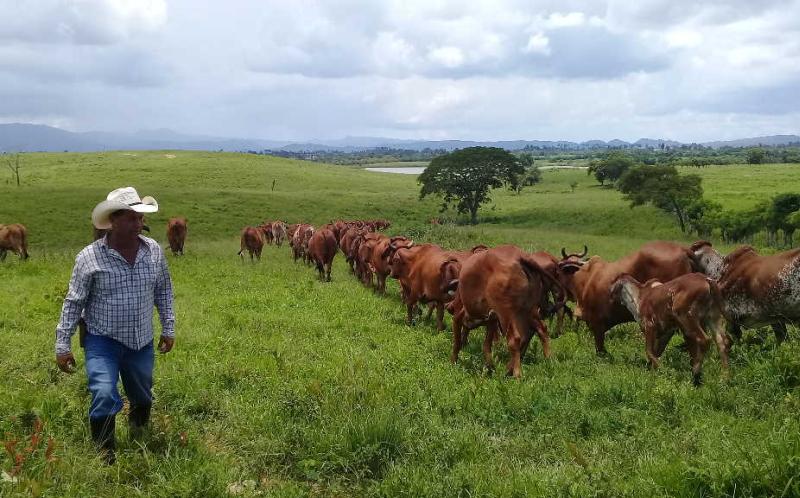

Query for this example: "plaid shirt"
[55,235,175,354]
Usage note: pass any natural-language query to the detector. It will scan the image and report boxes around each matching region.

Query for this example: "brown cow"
[691,241,800,342]
[356,233,383,286]
[308,228,338,281]
[560,241,697,356]
[238,227,264,262]
[369,235,413,294]
[166,217,188,255]
[449,245,565,378]
[0,223,29,261]
[611,273,730,385]
[390,243,456,330]
[290,224,314,263]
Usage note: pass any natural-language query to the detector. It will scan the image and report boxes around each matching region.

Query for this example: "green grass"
[2,151,800,497]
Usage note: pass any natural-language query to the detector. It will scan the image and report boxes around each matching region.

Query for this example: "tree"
[4,153,21,186]
[589,151,636,186]
[617,164,703,233]
[685,199,722,237]
[419,147,523,224]
[768,193,800,246]
[746,147,766,164]
[509,153,540,194]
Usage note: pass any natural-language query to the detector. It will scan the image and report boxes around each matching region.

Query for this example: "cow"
[449,245,566,378]
[691,241,800,342]
[290,224,314,263]
[356,233,383,286]
[308,228,338,281]
[390,243,456,330]
[369,235,413,294]
[238,226,264,262]
[339,227,362,274]
[272,221,288,247]
[559,241,697,356]
[261,222,275,245]
[611,273,730,385]
[0,223,29,261]
[166,217,188,256]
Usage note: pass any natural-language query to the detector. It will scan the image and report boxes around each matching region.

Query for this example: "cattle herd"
[236,219,800,385]
[3,215,798,385]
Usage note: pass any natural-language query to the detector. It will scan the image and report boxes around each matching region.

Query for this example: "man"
[55,187,175,464]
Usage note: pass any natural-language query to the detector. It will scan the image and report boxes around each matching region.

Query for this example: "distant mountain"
[1,123,798,154]
[700,135,800,148]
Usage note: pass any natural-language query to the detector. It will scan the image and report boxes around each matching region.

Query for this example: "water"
[364,167,426,175]
[364,165,587,174]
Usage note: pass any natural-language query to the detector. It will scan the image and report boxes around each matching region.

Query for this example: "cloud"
[0,0,798,144]
[0,0,167,45]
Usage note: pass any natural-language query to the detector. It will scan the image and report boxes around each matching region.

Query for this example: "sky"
[0,0,799,143]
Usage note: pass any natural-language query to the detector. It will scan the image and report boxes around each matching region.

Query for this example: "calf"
[308,228,338,281]
[166,217,188,255]
[238,226,264,262]
[560,241,697,355]
[0,223,29,261]
[611,273,730,385]
[692,241,800,342]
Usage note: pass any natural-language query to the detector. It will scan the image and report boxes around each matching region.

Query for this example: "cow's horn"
[561,247,568,259]
[407,240,414,248]
[579,245,588,258]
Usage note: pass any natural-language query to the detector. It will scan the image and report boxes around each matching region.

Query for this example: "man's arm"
[55,255,92,369]
[154,248,175,351]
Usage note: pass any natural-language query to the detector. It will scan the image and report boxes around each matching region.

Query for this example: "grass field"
[2,151,800,497]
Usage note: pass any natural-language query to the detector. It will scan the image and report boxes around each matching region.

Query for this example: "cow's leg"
[589,322,608,356]
[0,249,6,261]
[709,312,731,378]
[772,322,788,343]
[531,318,551,359]
[504,314,529,378]
[643,326,661,370]
[436,302,445,332]
[326,263,332,282]
[483,319,500,373]
[451,310,466,363]
[679,317,710,386]
[728,321,742,341]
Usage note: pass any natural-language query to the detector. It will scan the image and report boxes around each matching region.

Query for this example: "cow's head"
[384,236,413,259]
[689,240,724,278]
[389,247,414,279]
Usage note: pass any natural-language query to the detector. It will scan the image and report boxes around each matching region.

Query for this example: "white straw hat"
[91,187,158,229]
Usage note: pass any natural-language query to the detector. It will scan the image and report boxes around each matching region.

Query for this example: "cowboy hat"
[91,187,158,229]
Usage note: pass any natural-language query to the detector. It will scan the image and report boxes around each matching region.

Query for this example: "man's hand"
[56,352,77,374]
[158,335,174,354]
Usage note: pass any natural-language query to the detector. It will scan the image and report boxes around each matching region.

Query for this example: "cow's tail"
[519,256,566,316]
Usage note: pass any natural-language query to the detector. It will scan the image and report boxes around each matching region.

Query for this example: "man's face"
[110,210,145,237]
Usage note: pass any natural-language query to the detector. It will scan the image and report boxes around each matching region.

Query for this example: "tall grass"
[1,151,799,497]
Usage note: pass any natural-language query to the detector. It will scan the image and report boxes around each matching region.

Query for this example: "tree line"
[589,151,800,247]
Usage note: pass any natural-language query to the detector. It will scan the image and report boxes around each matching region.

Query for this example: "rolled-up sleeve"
[154,249,175,338]
[54,255,92,354]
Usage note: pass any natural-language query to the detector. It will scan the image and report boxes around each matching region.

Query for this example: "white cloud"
[524,33,551,55]
[0,0,797,142]
[427,46,466,68]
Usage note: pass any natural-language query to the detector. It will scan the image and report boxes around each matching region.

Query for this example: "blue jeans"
[84,334,154,420]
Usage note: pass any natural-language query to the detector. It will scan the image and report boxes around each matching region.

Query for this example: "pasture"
[2,151,800,497]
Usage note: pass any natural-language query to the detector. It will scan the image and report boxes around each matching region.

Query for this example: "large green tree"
[419,147,523,224]
[617,164,703,233]
[587,151,637,186]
